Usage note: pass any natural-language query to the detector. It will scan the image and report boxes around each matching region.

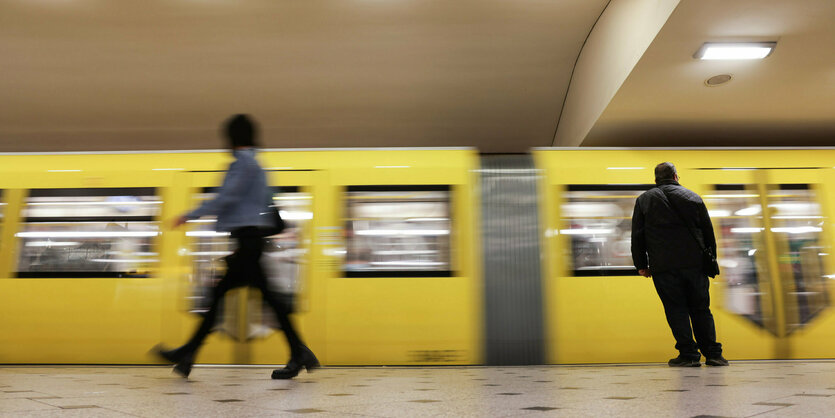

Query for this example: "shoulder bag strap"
[657,186,707,252]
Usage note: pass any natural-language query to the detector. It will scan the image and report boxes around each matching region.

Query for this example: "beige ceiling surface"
[584,0,835,146]
[0,0,608,153]
[1,0,831,153]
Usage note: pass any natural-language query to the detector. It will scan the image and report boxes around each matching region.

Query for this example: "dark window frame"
[343,184,454,278]
[15,187,161,279]
[563,184,654,277]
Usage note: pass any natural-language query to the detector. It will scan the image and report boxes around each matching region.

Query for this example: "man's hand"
[638,269,651,278]
[172,215,189,228]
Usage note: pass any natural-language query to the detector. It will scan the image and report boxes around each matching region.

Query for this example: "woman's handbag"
[261,205,286,236]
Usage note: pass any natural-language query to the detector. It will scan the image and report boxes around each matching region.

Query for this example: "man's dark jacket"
[631,179,717,274]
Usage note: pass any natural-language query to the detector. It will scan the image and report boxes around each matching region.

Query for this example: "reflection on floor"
[1,361,834,417]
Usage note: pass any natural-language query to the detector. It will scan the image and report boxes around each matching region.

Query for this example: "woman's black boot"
[271,359,302,380]
[173,353,195,378]
[152,345,194,378]
[153,344,185,364]
[271,346,319,379]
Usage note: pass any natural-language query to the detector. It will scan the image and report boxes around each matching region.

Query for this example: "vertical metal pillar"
[480,155,545,365]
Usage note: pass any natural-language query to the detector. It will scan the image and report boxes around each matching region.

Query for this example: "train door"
[324,184,476,365]
[542,163,673,364]
[176,169,322,365]
[694,168,834,359]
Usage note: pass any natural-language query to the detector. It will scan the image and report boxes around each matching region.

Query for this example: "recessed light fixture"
[705,74,733,86]
[695,42,776,60]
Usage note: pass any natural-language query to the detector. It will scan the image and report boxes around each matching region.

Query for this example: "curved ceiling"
[583,0,835,147]
[0,0,608,152]
[0,0,831,153]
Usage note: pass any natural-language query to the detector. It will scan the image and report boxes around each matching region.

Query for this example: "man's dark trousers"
[652,267,723,359]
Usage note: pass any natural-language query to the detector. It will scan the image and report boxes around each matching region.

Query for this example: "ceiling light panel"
[695,42,777,60]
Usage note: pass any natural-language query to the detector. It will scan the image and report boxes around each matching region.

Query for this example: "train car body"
[0,149,483,365]
[536,148,835,364]
[2,147,834,366]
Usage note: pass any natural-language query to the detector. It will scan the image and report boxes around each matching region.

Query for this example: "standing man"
[154,114,318,379]
[631,162,728,367]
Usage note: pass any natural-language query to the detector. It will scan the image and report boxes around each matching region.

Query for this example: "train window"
[562,185,653,276]
[15,188,161,278]
[768,184,828,332]
[187,187,311,317]
[704,185,771,330]
[343,186,451,277]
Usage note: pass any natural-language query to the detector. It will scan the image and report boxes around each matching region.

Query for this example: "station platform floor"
[1,361,833,417]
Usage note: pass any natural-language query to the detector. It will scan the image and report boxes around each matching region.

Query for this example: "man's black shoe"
[668,356,701,367]
[705,355,729,366]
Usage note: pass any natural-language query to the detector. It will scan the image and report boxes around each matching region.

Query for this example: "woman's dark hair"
[224,114,258,148]
[654,162,677,183]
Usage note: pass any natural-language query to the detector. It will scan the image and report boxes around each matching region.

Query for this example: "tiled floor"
[2,361,834,417]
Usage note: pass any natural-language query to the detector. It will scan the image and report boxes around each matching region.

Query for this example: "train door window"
[187,187,233,315]
[768,184,828,332]
[187,187,312,316]
[704,185,772,330]
[562,185,652,276]
[15,188,161,278]
[344,186,451,277]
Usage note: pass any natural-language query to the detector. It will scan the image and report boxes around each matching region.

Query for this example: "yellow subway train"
[0,147,833,366]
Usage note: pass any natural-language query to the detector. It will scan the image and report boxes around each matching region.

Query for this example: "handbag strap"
[657,186,708,253]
